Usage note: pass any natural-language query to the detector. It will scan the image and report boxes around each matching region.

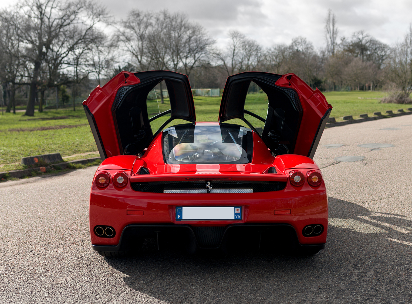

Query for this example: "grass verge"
[0,159,102,183]
[1,91,411,173]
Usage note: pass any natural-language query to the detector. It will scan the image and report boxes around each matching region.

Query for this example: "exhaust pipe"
[303,225,314,236]
[94,226,105,237]
[94,225,116,238]
[303,224,324,237]
[313,225,323,235]
[104,226,115,237]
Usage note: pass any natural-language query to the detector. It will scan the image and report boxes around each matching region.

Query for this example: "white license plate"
[175,206,242,220]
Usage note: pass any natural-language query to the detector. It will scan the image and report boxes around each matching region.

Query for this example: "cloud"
[102,0,266,23]
[101,0,267,49]
[2,0,410,50]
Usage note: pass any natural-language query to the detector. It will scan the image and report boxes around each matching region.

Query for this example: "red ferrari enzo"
[83,71,332,256]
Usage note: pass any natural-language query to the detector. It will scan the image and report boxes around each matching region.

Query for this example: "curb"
[0,157,101,180]
[326,108,412,128]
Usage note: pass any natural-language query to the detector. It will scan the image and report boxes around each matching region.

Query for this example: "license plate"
[175,206,242,221]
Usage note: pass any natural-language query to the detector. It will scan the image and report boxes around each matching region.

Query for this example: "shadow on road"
[104,197,412,303]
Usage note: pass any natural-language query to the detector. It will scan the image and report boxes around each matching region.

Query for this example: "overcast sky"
[1,0,411,50]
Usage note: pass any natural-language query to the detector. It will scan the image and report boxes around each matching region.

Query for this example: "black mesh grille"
[191,226,226,248]
[130,181,286,193]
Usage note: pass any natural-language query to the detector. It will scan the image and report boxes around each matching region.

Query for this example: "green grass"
[323,91,412,120]
[1,91,411,172]
[0,109,97,171]
[147,94,267,131]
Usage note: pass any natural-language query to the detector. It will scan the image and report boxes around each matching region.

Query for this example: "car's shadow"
[103,197,412,303]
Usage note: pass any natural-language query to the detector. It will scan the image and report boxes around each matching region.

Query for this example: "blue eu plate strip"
[176,207,183,221]
[234,207,242,220]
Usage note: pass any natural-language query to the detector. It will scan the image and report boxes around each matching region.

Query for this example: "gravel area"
[1,115,411,303]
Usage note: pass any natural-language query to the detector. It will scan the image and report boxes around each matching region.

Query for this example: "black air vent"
[131,181,286,193]
[192,226,226,248]
[138,167,150,175]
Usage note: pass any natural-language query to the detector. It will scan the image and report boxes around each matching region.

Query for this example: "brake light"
[95,172,110,189]
[307,171,322,187]
[289,170,305,187]
[113,172,128,188]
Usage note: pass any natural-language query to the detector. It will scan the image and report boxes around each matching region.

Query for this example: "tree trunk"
[5,85,12,113]
[39,89,45,112]
[56,86,59,109]
[11,84,16,114]
[6,84,16,114]
[0,85,3,115]
[25,62,41,116]
[159,81,164,104]
[72,84,76,111]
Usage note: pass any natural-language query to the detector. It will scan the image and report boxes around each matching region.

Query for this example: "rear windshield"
[163,123,253,164]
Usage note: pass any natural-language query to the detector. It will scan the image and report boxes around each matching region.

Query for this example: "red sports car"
[83,71,332,256]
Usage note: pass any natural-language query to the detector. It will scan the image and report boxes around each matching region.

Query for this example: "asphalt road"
[1,115,411,303]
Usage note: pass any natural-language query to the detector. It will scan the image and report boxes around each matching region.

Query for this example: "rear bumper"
[92,223,326,253]
[90,188,328,247]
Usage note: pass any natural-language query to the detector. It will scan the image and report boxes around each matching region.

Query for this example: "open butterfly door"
[219,72,332,158]
[83,71,196,159]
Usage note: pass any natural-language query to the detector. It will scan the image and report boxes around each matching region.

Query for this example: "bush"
[380,91,412,104]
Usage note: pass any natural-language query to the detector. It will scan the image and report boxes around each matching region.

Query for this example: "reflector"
[113,172,128,188]
[95,172,110,188]
[307,170,322,187]
[289,170,305,187]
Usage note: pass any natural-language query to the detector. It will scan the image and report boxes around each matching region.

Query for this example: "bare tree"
[342,57,377,90]
[214,31,245,76]
[215,30,262,76]
[324,51,352,90]
[117,10,154,71]
[365,39,390,69]
[119,10,213,75]
[88,34,116,86]
[118,10,213,103]
[0,10,24,114]
[179,23,214,76]
[12,0,107,116]
[263,44,289,74]
[287,37,321,86]
[384,25,412,100]
[238,38,263,72]
[343,30,371,61]
[325,9,338,56]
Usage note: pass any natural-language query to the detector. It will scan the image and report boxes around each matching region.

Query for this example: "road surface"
[1,115,411,303]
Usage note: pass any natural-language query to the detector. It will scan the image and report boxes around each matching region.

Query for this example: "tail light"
[95,172,110,189]
[113,172,128,188]
[289,170,305,187]
[307,170,322,187]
